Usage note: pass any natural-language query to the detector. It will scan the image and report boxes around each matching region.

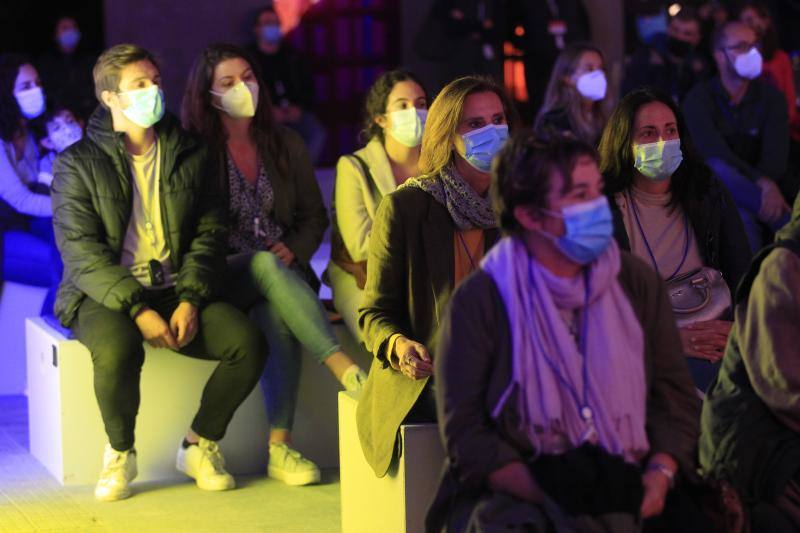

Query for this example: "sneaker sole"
[176,455,235,491]
[268,465,321,486]
[94,487,132,502]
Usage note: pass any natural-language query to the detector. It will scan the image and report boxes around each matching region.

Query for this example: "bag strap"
[349,153,382,201]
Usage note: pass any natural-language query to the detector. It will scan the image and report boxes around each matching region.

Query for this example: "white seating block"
[0,282,48,394]
[26,317,368,485]
[338,391,446,533]
[26,317,269,485]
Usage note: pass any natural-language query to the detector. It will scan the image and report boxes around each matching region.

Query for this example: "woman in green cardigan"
[356,75,519,477]
[182,43,365,487]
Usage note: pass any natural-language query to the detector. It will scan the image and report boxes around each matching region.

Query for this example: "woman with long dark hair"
[599,87,751,391]
[182,43,364,486]
[0,53,60,314]
[328,69,428,339]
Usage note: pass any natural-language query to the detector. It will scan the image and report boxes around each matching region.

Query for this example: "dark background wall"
[0,1,104,57]
[104,0,266,112]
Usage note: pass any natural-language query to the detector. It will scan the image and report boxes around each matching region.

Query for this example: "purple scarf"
[482,237,649,462]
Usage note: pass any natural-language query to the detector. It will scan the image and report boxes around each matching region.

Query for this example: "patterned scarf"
[400,166,496,230]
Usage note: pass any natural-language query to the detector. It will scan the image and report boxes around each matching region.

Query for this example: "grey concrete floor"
[0,396,341,533]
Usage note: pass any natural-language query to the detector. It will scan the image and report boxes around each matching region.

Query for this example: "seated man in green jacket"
[51,44,267,502]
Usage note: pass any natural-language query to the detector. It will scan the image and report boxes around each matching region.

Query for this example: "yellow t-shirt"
[120,139,175,288]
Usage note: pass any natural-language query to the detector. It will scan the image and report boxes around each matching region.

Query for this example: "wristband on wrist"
[646,462,676,488]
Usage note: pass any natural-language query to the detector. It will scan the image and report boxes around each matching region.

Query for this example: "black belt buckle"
[148,259,165,286]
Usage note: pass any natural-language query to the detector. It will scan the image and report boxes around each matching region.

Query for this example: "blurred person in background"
[623,6,711,104]
[37,15,97,120]
[535,43,612,146]
[684,21,791,251]
[247,6,326,164]
[509,0,591,115]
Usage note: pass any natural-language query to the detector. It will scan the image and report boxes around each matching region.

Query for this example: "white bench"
[0,281,48,395]
[338,391,446,533]
[26,316,369,485]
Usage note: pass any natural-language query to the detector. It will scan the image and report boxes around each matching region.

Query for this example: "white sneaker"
[341,364,368,392]
[268,443,321,486]
[176,438,235,491]
[95,444,137,501]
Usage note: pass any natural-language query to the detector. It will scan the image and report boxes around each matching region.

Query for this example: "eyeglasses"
[723,42,759,55]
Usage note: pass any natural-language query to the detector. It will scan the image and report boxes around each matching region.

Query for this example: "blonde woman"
[534,42,612,146]
[356,75,518,477]
[328,69,428,339]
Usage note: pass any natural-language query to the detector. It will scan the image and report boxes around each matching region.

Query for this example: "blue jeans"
[2,217,62,315]
[227,251,340,431]
[708,158,790,251]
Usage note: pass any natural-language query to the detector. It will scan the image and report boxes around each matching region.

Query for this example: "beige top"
[333,138,406,263]
[615,187,703,280]
[120,139,175,288]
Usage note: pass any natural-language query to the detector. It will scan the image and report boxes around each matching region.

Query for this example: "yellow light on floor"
[669,3,682,17]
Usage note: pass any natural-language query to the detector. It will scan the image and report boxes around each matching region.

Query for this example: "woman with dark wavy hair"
[181,43,364,486]
[599,87,751,391]
[327,69,428,339]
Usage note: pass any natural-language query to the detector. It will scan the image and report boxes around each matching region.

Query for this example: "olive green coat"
[357,185,498,477]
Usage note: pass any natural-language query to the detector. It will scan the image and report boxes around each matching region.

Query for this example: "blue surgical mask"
[58,28,81,49]
[540,196,614,264]
[260,24,282,45]
[460,124,509,173]
[633,138,683,182]
[119,85,165,128]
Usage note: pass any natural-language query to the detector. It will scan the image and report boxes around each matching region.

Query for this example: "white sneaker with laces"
[341,364,368,392]
[95,444,137,501]
[176,438,235,491]
[268,443,321,486]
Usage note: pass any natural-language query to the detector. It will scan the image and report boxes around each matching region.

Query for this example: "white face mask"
[15,86,46,119]
[49,122,83,153]
[386,107,427,147]
[211,81,259,118]
[575,70,607,102]
[733,47,763,80]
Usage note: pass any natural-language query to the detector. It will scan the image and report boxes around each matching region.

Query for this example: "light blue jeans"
[227,251,340,430]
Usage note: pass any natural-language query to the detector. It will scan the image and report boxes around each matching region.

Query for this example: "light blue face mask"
[260,24,282,45]
[541,196,614,265]
[460,123,509,173]
[119,85,165,128]
[633,138,683,182]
